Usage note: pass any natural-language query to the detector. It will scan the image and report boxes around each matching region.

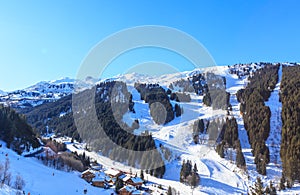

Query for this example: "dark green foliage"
[180,160,192,182]
[235,141,246,168]
[218,117,239,148]
[268,181,277,195]
[115,177,124,192]
[203,92,211,107]
[167,186,173,195]
[21,81,166,178]
[279,175,286,190]
[140,170,144,181]
[193,119,205,134]
[174,104,182,117]
[135,83,174,124]
[21,94,74,136]
[170,92,191,102]
[237,64,279,175]
[169,73,206,95]
[192,119,205,144]
[216,141,225,158]
[180,160,200,188]
[251,177,264,195]
[0,105,40,153]
[280,65,300,184]
[206,118,224,142]
[190,172,200,188]
[204,73,230,110]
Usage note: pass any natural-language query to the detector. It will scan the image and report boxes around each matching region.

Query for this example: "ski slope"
[1,64,300,194]
[0,141,115,195]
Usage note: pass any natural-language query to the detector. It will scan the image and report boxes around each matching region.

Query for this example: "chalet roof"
[104,168,121,177]
[131,177,143,184]
[120,185,136,192]
[92,172,106,182]
[81,169,95,175]
[122,175,131,182]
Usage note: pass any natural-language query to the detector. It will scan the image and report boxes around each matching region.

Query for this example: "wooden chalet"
[119,185,137,195]
[104,168,123,178]
[91,172,107,188]
[126,177,144,187]
[81,169,95,182]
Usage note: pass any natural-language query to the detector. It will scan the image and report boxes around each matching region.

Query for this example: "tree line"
[0,105,40,154]
[280,65,300,186]
[237,64,279,175]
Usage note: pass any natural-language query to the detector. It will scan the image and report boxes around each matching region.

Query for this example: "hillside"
[0,105,40,154]
[0,63,299,194]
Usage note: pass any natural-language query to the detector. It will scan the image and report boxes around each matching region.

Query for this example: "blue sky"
[0,1,299,91]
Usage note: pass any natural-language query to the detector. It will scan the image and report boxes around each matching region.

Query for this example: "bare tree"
[14,174,26,193]
[1,158,11,187]
[0,163,3,188]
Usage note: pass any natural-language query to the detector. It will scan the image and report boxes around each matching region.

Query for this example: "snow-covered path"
[225,71,259,187]
[265,64,282,179]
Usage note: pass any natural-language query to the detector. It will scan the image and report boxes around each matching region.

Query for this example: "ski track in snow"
[265,64,283,180]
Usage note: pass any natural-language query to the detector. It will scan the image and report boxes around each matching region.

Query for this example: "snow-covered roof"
[122,175,131,182]
[81,169,95,175]
[131,177,143,184]
[120,185,136,192]
[92,172,106,182]
[104,168,121,177]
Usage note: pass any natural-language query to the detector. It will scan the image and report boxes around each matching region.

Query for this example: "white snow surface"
[0,141,115,195]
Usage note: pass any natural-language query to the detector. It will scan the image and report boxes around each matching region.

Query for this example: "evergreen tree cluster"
[250,177,276,195]
[215,117,246,168]
[22,81,166,178]
[203,72,230,110]
[179,160,200,188]
[280,65,300,185]
[170,92,191,102]
[134,83,176,124]
[206,118,225,142]
[218,117,239,147]
[235,141,246,168]
[192,119,205,144]
[0,105,40,154]
[237,64,279,175]
[169,73,207,95]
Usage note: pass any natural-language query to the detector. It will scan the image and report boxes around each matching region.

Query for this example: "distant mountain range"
[0,77,100,109]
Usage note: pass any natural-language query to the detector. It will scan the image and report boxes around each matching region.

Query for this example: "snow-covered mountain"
[0,77,99,109]
[1,63,300,195]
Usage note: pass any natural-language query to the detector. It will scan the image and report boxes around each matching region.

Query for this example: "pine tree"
[216,142,225,158]
[115,177,124,192]
[193,163,198,173]
[190,173,198,188]
[279,175,286,190]
[251,177,264,195]
[269,181,276,195]
[167,186,173,195]
[265,185,270,194]
[140,170,144,181]
[236,147,246,168]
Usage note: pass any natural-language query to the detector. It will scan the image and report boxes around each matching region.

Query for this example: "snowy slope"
[0,77,98,109]
[0,141,115,195]
[1,64,300,194]
[265,64,283,180]
[0,89,7,96]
